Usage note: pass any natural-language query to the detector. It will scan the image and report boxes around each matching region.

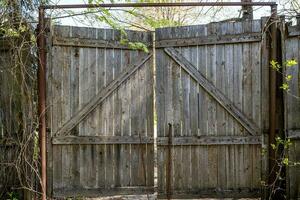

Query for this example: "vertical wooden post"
[166,123,172,199]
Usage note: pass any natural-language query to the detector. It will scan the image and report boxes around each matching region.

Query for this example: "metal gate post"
[37,6,47,200]
[269,3,278,191]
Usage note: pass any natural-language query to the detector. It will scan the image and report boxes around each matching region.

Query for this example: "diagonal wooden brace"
[164,47,259,135]
[55,53,153,137]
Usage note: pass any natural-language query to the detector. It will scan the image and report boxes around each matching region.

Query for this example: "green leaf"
[286,59,297,67]
[280,83,289,91]
[283,157,289,166]
[271,144,276,150]
[286,75,292,81]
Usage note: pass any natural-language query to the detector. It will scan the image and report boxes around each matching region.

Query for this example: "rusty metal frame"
[37,2,277,200]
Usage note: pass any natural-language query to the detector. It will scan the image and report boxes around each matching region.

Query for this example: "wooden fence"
[41,17,300,199]
[284,21,300,200]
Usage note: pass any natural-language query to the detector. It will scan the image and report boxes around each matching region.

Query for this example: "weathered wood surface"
[52,135,261,145]
[55,53,152,137]
[53,36,152,49]
[52,136,154,144]
[53,187,155,198]
[47,19,272,199]
[155,19,265,198]
[156,32,261,48]
[284,31,300,199]
[164,47,259,135]
[47,26,154,197]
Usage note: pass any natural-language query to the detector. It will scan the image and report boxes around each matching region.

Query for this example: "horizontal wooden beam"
[53,36,151,49]
[158,188,260,199]
[52,135,154,144]
[164,47,260,135]
[52,135,261,145]
[53,187,155,198]
[288,129,300,139]
[156,33,261,48]
[287,26,300,37]
[158,135,261,145]
[55,53,152,137]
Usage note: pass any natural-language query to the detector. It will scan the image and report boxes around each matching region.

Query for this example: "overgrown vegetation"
[264,59,300,199]
[0,0,42,199]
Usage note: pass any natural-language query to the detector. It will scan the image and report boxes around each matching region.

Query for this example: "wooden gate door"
[155,19,269,198]
[46,25,154,198]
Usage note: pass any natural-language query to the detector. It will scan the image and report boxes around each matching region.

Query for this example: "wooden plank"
[155,32,261,48]
[130,47,141,186]
[180,46,191,191]
[252,145,261,188]
[206,41,217,137]
[53,36,151,49]
[80,144,96,188]
[53,136,154,144]
[120,48,131,187]
[71,144,80,189]
[96,144,106,188]
[157,136,261,145]
[216,44,226,136]
[241,30,252,188]
[53,187,155,198]
[55,53,152,137]
[164,47,260,135]
[61,145,72,189]
[145,33,154,188]
[155,47,167,193]
[157,188,261,199]
[288,140,300,199]
[232,22,243,136]
[52,145,62,190]
[197,45,208,136]
[189,45,199,190]
[86,44,98,136]
[260,18,270,197]
[288,129,300,139]
[208,146,218,187]
[232,22,243,189]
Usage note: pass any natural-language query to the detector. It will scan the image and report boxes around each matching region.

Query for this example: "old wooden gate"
[47,19,270,198]
[155,19,269,198]
[46,26,154,197]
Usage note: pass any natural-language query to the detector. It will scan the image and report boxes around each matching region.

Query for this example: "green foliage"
[6,192,18,200]
[120,38,149,53]
[285,59,297,67]
[270,59,298,91]
[0,25,28,38]
[86,0,150,52]
[270,136,299,167]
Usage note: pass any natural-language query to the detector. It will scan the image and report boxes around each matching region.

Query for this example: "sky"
[47,0,290,29]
